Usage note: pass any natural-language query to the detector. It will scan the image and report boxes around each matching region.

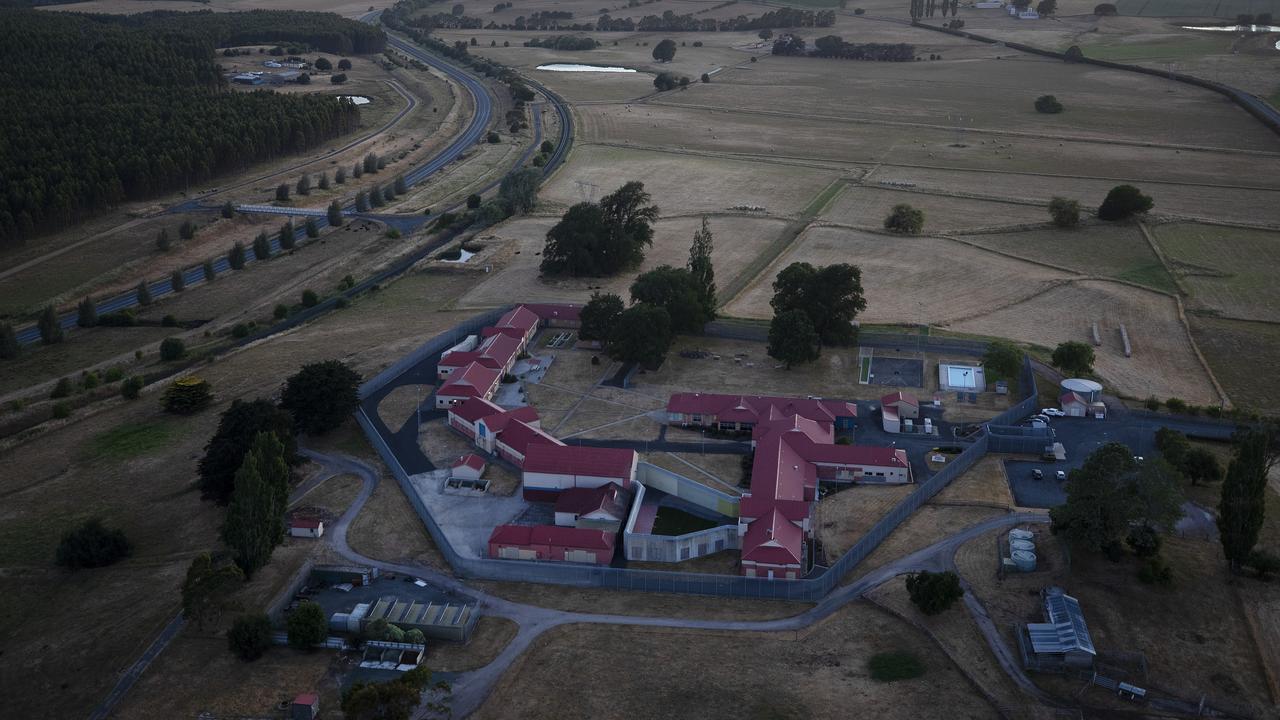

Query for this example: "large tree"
[221,432,290,576]
[280,360,361,435]
[687,217,716,320]
[342,665,451,720]
[1051,340,1095,376]
[579,292,624,343]
[1219,431,1269,572]
[768,309,821,369]
[607,304,672,370]
[199,399,297,504]
[652,38,677,62]
[0,323,19,360]
[287,600,328,650]
[905,570,964,615]
[227,612,272,661]
[1098,184,1153,221]
[541,182,658,277]
[498,167,541,215]
[181,552,245,630]
[38,304,64,344]
[770,262,867,346]
[630,265,711,335]
[982,340,1022,382]
[1051,443,1181,556]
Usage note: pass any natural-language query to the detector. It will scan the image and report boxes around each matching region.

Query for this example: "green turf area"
[1116,262,1180,293]
[860,356,873,383]
[1082,37,1230,62]
[801,180,848,218]
[651,507,719,536]
[86,421,179,461]
[868,651,926,681]
[1153,223,1280,320]
[1188,314,1280,413]
[963,225,1177,294]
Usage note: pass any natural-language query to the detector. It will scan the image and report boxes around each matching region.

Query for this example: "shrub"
[467,193,482,209]
[1098,184,1153,221]
[170,269,185,292]
[701,72,710,83]
[1034,94,1064,114]
[159,337,186,361]
[77,298,99,328]
[229,242,246,270]
[487,131,500,143]
[1126,524,1162,558]
[1094,2,1117,14]
[1165,397,1186,413]
[228,613,273,662]
[82,371,99,390]
[162,314,178,327]
[274,304,289,320]
[121,376,144,400]
[1143,396,1160,411]
[55,518,133,569]
[301,289,319,308]
[287,601,328,650]
[52,401,72,419]
[231,323,250,339]
[179,220,197,240]
[883,204,924,234]
[1048,197,1080,228]
[156,228,171,251]
[905,570,964,615]
[275,183,290,201]
[51,377,73,399]
[136,281,153,306]
[868,652,925,681]
[540,140,555,154]
[1247,549,1280,581]
[1137,556,1173,586]
[162,376,212,415]
[386,228,401,239]
[104,367,124,382]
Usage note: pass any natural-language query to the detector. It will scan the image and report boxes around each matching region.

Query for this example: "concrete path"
[302,449,1051,718]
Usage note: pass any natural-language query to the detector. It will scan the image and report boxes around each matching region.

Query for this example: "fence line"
[354,317,1013,600]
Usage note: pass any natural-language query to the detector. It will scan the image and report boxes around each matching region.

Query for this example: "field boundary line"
[580,141,868,173]
[643,99,1280,158]
[715,219,814,310]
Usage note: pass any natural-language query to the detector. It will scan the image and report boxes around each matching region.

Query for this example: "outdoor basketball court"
[857,347,924,388]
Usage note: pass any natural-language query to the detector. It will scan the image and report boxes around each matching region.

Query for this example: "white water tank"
[1010,538,1035,552]
[1009,529,1034,541]
[1060,378,1103,402]
[1012,549,1037,571]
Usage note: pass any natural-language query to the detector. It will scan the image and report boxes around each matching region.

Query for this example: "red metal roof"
[454,453,486,470]
[439,332,522,371]
[523,444,636,479]
[496,419,563,457]
[290,518,323,529]
[522,303,582,323]
[554,484,629,518]
[741,508,804,566]
[488,524,616,551]
[437,362,500,398]
[495,305,542,334]
[1060,392,1088,407]
[881,391,919,408]
[667,393,856,424]
[448,397,506,423]
[293,693,319,706]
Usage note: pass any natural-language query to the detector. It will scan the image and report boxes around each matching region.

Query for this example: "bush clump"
[56,518,133,569]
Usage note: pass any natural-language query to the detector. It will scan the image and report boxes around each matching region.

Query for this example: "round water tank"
[1009,529,1034,541]
[1060,378,1104,402]
[1010,538,1035,552]
[1011,549,1037,572]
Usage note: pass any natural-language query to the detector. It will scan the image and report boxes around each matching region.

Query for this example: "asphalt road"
[14,17,494,346]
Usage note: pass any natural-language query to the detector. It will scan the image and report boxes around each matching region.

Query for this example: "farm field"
[821,185,1047,231]
[723,225,1072,325]
[457,213,791,308]
[950,279,1220,404]
[961,223,1177,292]
[472,605,996,720]
[1188,315,1280,412]
[1153,222,1280,321]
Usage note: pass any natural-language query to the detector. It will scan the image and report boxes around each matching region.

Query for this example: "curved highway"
[14,16,500,345]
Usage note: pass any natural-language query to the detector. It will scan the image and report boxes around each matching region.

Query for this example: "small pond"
[439,248,476,264]
[536,63,637,73]
[1180,24,1280,32]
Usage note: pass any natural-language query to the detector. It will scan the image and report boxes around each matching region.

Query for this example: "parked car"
[1039,408,1066,417]
[1031,414,1052,424]
[1032,469,1043,480]
[1055,470,1067,481]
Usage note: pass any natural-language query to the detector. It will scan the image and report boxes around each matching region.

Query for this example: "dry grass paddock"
[950,278,1219,404]
[470,581,811,621]
[817,483,917,560]
[820,185,1046,232]
[538,144,843,218]
[456,213,790,309]
[425,616,519,673]
[723,224,1071,325]
[472,603,996,720]
[1154,222,1280,322]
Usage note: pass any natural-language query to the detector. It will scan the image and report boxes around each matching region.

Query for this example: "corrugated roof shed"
[1028,586,1096,656]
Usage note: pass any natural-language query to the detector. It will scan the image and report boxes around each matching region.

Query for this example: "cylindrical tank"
[1060,378,1103,402]
[1012,549,1037,572]
[329,612,350,631]
[1010,538,1035,552]
[1009,529,1034,541]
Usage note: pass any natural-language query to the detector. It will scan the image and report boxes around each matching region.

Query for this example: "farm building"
[487,524,617,564]
[232,73,263,85]
[451,454,486,480]
[665,393,857,433]
[554,483,632,531]
[288,517,324,538]
[1021,586,1097,669]
[311,565,379,586]
[290,693,319,720]
[880,391,920,434]
[359,596,479,642]
[434,361,502,408]
[521,444,637,501]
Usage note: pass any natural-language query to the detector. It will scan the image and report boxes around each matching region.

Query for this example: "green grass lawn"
[1082,37,1230,62]
[86,421,181,461]
[651,507,719,536]
[868,651,926,681]
[860,356,873,383]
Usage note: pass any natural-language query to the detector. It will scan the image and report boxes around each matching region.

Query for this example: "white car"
[1039,408,1066,417]
[1055,470,1067,481]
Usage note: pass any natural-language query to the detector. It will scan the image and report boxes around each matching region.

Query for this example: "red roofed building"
[288,517,325,539]
[487,524,616,564]
[666,393,857,433]
[481,305,542,347]
[495,419,563,469]
[740,508,805,579]
[434,362,501,408]
[522,444,637,501]
[522,303,582,327]
[437,331,523,379]
[1060,391,1089,417]
[880,391,920,434]
[451,454,487,480]
[553,483,631,529]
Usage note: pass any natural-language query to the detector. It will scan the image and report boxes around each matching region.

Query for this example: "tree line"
[388,0,833,33]
[773,34,916,62]
[0,9,371,247]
